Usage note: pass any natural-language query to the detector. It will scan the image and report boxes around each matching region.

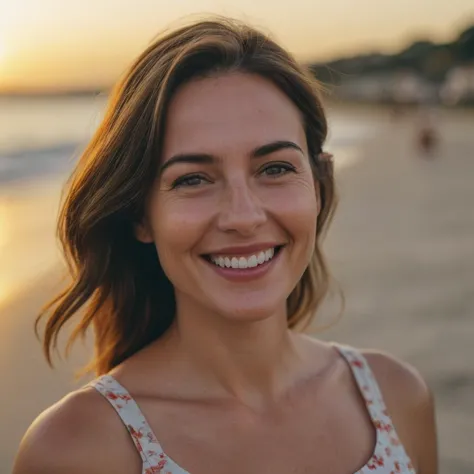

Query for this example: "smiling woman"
[12,15,437,474]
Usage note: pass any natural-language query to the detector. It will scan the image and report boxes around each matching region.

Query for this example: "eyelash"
[170,162,297,189]
[261,162,297,177]
[171,174,210,189]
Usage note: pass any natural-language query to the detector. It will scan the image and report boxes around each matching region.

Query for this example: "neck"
[163,294,304,407]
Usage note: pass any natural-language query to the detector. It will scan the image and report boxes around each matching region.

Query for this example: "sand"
[1,106,473,473]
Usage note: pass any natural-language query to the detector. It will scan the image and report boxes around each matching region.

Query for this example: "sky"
[0,0,472,92]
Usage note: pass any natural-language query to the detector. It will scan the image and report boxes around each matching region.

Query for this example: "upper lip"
[203,243,284,257]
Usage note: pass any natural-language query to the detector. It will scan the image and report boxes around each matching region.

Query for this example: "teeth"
[210,247,278,269]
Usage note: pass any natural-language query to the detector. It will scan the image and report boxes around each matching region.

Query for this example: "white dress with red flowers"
[90,345,416,474]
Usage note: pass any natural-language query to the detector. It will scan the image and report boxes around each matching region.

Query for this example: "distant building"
[336,73,393,102]
[336,71,437,104]
[391,71,438,104]
[440,66,474,105]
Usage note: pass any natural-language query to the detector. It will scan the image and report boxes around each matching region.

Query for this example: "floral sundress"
[90,345,416,474]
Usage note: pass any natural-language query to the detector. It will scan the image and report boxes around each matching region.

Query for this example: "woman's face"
[137,72,319,323]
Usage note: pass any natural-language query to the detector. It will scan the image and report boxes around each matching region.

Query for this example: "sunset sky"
[0,0,472,92]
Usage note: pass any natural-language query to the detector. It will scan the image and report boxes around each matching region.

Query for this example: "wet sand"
[1,106,473,473]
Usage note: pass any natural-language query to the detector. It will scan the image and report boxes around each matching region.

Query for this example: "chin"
[210,294,287,324]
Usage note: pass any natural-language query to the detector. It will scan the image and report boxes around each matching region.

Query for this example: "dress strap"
[334,344,388,423]
[89,374,174,472]
[334,344,416,472]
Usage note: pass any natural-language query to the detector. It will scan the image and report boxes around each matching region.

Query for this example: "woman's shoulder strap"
[89,375,170,471]
[334,344,392,422]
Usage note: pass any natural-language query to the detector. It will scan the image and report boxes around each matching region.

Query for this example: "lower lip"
[203,249,282,282]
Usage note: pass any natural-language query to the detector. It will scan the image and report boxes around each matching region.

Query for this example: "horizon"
[0,0,473,93]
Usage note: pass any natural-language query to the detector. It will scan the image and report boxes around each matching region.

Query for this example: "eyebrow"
[159,140,304,174]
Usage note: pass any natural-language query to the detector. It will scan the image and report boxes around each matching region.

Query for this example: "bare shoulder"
[12,385,141,474]
[361,349,438,474]
[361,349,432,405]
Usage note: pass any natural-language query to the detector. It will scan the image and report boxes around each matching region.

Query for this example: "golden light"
[0,30,15,75]
[0,39,6,64]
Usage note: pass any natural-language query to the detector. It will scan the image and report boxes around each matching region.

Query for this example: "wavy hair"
[37,16,337,376]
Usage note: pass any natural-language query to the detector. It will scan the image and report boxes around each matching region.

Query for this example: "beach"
[0,103,473,473]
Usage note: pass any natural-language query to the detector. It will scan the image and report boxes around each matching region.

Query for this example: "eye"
[172,174,209,188]
[261,162,296,177]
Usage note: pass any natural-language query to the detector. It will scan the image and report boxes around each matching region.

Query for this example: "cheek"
[265,179,318,235]
[151,194,215,255]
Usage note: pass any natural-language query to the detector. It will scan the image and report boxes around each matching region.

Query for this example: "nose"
[217,178,267,235]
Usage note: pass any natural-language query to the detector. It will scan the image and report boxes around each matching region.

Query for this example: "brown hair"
[37,16,337,376]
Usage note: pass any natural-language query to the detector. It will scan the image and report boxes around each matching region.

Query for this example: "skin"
[13,72,438,474]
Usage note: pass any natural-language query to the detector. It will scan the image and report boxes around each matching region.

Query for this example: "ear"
[315,181,321,216]
[312,172,321,216]
[315,151,333,216]
[134,220,154,243]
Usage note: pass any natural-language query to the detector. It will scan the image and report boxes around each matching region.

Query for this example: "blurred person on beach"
[12,17,438,474]
[415,107,440,158]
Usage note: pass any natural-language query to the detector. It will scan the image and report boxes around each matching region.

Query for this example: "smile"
[209,247,277,269]
[201,245,285,282]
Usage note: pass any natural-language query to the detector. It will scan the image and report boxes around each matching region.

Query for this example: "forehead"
[162,72,306,158]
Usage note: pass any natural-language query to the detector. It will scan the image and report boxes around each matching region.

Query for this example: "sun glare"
[0,39,7,65]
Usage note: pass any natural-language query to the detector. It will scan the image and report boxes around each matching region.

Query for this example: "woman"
[13,17,437,474]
